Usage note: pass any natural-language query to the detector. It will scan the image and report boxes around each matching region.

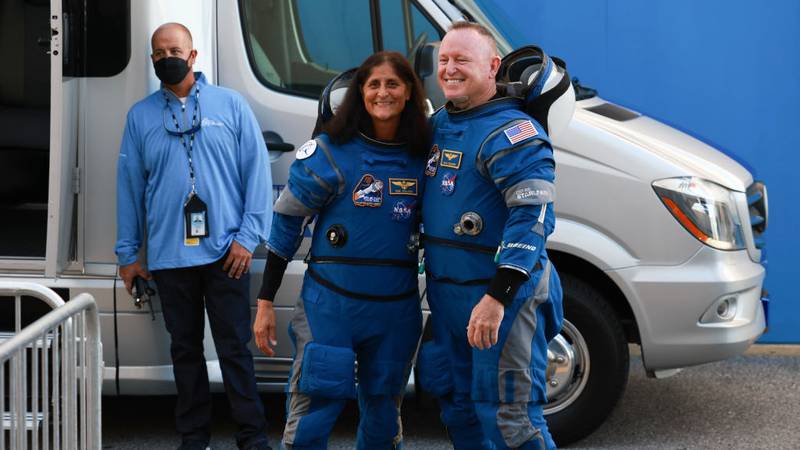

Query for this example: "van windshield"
[241,0,446,99]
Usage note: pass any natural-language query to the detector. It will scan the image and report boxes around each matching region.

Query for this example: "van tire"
[545,273,629,446]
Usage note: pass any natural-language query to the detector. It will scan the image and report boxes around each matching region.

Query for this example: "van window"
[241,0,374,98]
[63,0,131,77]
[380,0,442,58]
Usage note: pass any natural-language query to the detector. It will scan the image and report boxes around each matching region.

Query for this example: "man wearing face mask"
[115,23,273,450]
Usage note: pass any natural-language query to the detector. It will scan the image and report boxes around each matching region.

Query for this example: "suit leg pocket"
[416,341,455,397]
[299,342,357,399]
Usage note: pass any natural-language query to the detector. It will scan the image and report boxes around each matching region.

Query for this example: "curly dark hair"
[322,51,431,156]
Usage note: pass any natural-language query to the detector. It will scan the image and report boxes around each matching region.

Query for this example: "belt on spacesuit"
[305,265,418,301]
[425,261,541,287]
[307,254,417,268]
[425,269,492,286]
[421,234,497,254]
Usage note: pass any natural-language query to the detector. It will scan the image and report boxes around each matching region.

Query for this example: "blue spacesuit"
[267,132,425,450]
[418,97,564,450]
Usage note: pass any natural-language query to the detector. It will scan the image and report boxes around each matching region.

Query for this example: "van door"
[216,0,444,376]
[216,0,378,379]
[0,0,53,266]
[44,0,80,277]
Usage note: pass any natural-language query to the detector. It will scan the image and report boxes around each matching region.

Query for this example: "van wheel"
[545,273,629,446]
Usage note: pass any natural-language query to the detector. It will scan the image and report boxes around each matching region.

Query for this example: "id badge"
[184,192,209,240]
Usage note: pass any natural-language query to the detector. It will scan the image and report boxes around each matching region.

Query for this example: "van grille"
[746,181,768,250]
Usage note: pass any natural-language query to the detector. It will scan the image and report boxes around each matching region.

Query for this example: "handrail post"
[0,283,102,449]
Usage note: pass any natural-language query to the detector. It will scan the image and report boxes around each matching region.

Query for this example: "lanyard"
[163,87,201,194]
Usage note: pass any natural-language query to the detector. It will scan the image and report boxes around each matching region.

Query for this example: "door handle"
[262,131,294,152]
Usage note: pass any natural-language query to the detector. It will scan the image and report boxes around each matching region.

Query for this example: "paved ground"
[103,346,800,449]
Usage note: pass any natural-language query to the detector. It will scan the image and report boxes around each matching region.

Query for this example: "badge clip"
[184,192,209,239]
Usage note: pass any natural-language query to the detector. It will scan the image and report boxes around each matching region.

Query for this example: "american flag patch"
[503,120,538,144]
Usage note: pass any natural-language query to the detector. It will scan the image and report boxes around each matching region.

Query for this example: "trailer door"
[44,0,80,277]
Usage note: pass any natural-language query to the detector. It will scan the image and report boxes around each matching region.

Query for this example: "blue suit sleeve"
[233,95,272,253]
[267,138,341,259]
[115,111,147,266]
[482,130,556,278]
[267,213,310,261]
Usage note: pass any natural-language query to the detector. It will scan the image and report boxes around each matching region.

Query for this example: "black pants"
[152,256,268,448]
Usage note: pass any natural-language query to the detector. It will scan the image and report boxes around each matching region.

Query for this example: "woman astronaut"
[254,51,431,450]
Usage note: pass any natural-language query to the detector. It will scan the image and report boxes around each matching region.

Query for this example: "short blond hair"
[448,21,497,56]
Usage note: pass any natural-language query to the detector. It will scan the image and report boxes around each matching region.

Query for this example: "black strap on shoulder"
[421,234,497,255]
[307,255,417,268]
[306,266,418,302]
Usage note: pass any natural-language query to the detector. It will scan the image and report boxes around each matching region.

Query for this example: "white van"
[0,0,767,444]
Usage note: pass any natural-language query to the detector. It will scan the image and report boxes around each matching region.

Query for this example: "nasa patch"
[391,200,415,222]
[441,171,457,196]
[295,140,317,160]
[425,144,441,177]
[352,173,384,207]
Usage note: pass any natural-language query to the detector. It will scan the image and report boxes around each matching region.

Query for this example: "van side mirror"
[414,42,446,110]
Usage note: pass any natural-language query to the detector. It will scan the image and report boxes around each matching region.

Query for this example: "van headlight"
[652,177,745,250]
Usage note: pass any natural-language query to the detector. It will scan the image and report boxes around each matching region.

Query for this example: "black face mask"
[153,55,191,85]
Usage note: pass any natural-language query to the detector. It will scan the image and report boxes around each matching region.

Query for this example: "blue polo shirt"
[115,72,271,270]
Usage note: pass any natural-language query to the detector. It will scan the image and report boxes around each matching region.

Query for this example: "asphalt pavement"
[102,346,800,449]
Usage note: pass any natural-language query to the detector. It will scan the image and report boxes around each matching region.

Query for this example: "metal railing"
[0,282,101,449]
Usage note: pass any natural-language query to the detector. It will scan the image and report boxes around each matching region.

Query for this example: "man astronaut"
[417,22,575,450]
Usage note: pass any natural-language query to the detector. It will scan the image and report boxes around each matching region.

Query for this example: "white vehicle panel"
[553,109,704,266]
[575,98,752,192]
